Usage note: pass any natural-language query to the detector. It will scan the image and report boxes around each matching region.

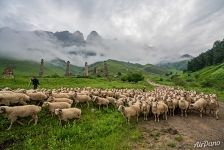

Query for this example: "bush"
[121,73,144,83]
[50,73,60,78]
[171,75,186,86]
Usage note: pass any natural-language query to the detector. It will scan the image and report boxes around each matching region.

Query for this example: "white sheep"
[178,97,189,117]
[151,101,168,122]
[0,92,30,106]
[189,98,207,118]
[47,96,73,104]
[118,105,138,123]
[141,101,151,121]
[93,96,109,110]
[54,108,81,125]
[26,92,48,104]
[42,102,71,116]
[0,105,41,130]
[72,92,91,108]
[208,98,219,120]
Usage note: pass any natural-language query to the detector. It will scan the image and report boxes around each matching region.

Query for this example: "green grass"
[0,105,141,150]
[167,142,176,148]
[175,134,183,142]
[0,77,153,90]
[0,76,153,149]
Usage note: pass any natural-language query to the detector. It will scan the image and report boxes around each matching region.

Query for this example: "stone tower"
[65,61,71,76]
[104,61,108,78]
[84,62,88,76]
[39,59,44,77]
[93,66,97,75]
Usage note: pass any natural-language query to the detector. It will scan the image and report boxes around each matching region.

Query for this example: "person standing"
[30,76,40,89]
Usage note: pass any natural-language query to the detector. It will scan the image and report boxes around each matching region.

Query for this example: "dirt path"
[133,80,224,149]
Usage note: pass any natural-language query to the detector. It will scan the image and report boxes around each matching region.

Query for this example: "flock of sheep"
[0,86,220,130]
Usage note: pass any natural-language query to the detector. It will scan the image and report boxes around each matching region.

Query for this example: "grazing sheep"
[42,102,71,116]
[0,105,41,130]
[93,96,109,110]
[151,101,168,122]
[118,105,138,123]
[72,92,91,108]
[189,98,207,118]
[0,92,30,106]
[51,93,71,99]
[54,108,81,125]
[115,98,124,108]
[47,96,73,104]
[26,92,48,104]
[178,97,189,117]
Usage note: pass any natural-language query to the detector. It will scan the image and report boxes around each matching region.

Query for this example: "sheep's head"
[189,104,195,109]
[47,96,54,102]
[0,107,6,113]
[92,96,97,102]
[118,105,125,112]
[42,102,49,108]
[54,109,62,115]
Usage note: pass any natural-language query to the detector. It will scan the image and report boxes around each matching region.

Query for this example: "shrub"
[121,73,144,83]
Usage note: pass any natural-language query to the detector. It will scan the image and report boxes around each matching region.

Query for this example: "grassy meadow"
[0,76,151,150]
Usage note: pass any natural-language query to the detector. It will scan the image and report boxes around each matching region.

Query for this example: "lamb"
[93,96,109,110]
[47,96,73,104]
[72,92,91,108]
[42,102,71,116]
[178,97,189,117]
[54,108,81,125]
[208,98,219,120]
[151,101,168,122]
[189,98,207,118]
[0,105,41,130]
[118,105,138,123]
[0,92,30,106]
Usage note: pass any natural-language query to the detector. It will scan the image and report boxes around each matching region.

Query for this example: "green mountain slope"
[0,58,82,76]
[158,60,189,70]
[181,63,224,89]
[89,59,168,76]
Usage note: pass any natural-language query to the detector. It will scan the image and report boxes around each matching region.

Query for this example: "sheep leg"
[215,110,219,120]
[34,115,38,125]
[154,114,157,122]
[157,114,160,122]
[87,102,89,108]
[16,120,24,125]
[200,108,203,118]
[185,110,187,117]
[165,112,167,120]
[7,117,17,130]
[181,109,183,117]
[98,105,100,110]
[172,108,175,116]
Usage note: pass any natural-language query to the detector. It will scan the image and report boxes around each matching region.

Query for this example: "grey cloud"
[0,0,224,65]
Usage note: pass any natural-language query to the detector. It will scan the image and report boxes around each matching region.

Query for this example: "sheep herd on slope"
[0,86,220,130]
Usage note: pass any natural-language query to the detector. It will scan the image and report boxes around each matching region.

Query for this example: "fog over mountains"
[0,27,193,66]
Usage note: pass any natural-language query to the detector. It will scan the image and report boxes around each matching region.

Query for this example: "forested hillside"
[188,39,224,71]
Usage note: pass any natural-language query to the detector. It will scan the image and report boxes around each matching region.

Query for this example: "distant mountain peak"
[86,31,101,42]
[180,54,193,59]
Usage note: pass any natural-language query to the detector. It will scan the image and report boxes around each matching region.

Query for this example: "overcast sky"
[0,0,224,64]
